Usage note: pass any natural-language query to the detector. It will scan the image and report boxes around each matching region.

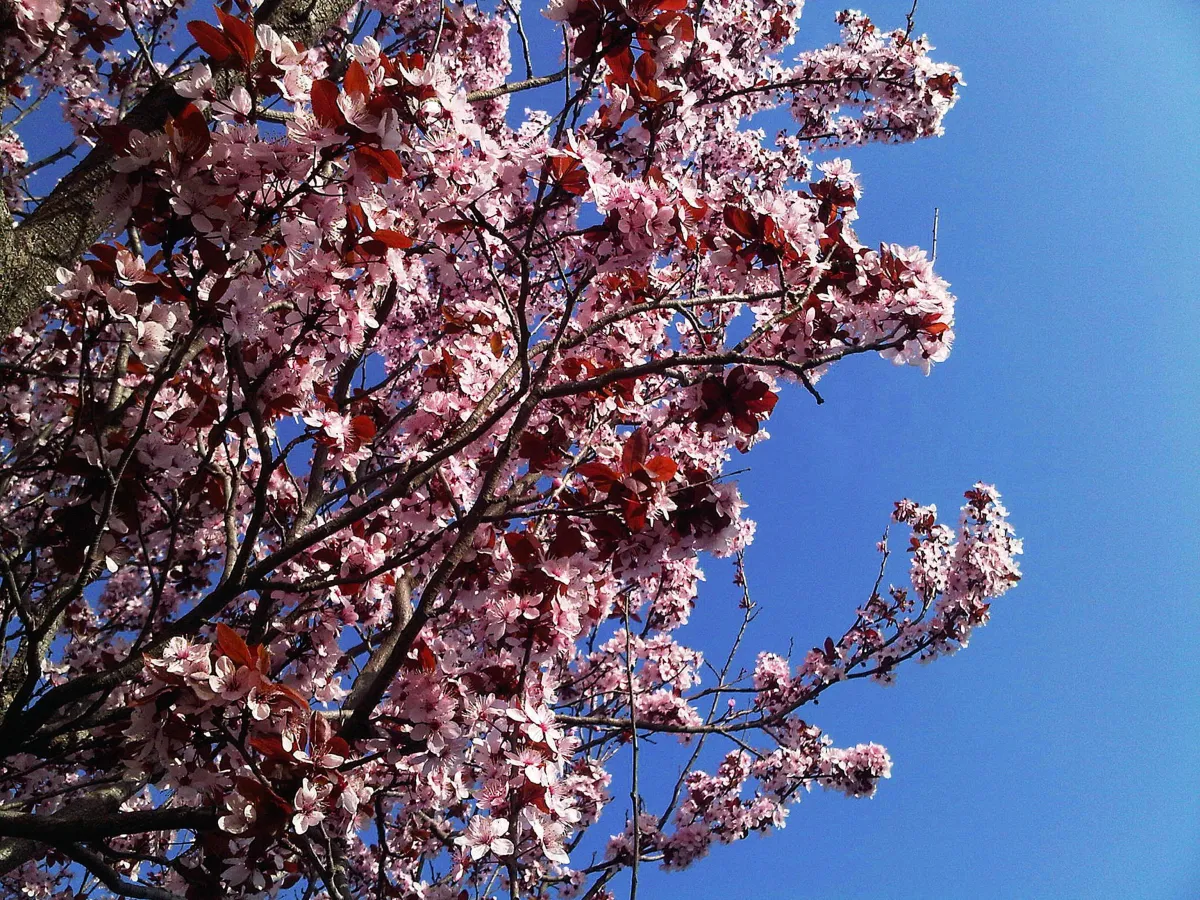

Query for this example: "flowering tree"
[0,0,1023,896]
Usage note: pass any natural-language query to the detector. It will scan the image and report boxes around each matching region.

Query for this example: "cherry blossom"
[292,779,329,834]
[0,0,1019,896]
[459,816,517,860]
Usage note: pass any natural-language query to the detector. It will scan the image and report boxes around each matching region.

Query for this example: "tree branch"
[0,0,363,339]
[0,805,218,843]
[61,842,187,900]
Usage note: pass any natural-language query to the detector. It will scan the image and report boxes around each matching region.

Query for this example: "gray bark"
[0,0,358,339]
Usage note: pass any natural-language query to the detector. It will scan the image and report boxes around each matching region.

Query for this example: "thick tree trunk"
[0,0,357,338]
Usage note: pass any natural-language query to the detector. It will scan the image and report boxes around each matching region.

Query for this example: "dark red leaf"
[310,79,345,129]
[187,20,234,63]
[577,461,619,489]
[97,123,134,153]
[195,237,227,273]
[208,276,233,303]
[723,205,757,240]
[348,414,376,449]
[548,155,588,196]
[310,709,332,749]
[215,623,255,668]
[745,387,777,416]
[88,242,119,273]
[169,102,211,163]
[634,50,657,86]
[643,455,677,483]
[354,145,404,183]
[344,59,370,100]
[622,496,648,532]
[248,734,290,760]
[606,46,635,84]
[732,410,760,435]
[621,428,648,471]
[550,522,585,557]
[345,203,368,236]
[326,736,350,758]
[927,72,958,99]
[260,681,310,711]
[215,8,256,66]
[410,641,436,673]
[371,229,413,249]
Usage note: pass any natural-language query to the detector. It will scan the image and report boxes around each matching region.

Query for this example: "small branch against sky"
[932,206,940,263]
[623,593,641,900]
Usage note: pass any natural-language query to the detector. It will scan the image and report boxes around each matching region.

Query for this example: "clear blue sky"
[16,0,1199,896]
[623,2,1200,897]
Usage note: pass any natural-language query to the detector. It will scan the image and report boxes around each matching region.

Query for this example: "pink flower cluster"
[0,0,1016,896]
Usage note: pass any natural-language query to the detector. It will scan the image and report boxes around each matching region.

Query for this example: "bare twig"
[623,594,641,900]
[62,843,186,900]
[905,0,919,39]
[931,206,940,263]
[119,0,160,81]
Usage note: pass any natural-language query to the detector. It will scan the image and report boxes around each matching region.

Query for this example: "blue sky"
[620,1,1200,897]
[13,0,1199,896]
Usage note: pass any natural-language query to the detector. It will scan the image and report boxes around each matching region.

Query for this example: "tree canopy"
[0,0,1021,896]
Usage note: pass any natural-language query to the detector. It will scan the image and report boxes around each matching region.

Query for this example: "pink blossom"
[0,0,1013,895]
[292,779,328,834]
[457,816,515,860]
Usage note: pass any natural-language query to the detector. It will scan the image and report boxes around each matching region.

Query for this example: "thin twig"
[904,0,919,39]
[504,0,535,80]
[15,143,79,179]
[623,595,640,900]
[931,206,940,264]
[120,0,161,81]
[62,843,186,900]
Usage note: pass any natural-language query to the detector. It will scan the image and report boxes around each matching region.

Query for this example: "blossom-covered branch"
[0,0,1018,896]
